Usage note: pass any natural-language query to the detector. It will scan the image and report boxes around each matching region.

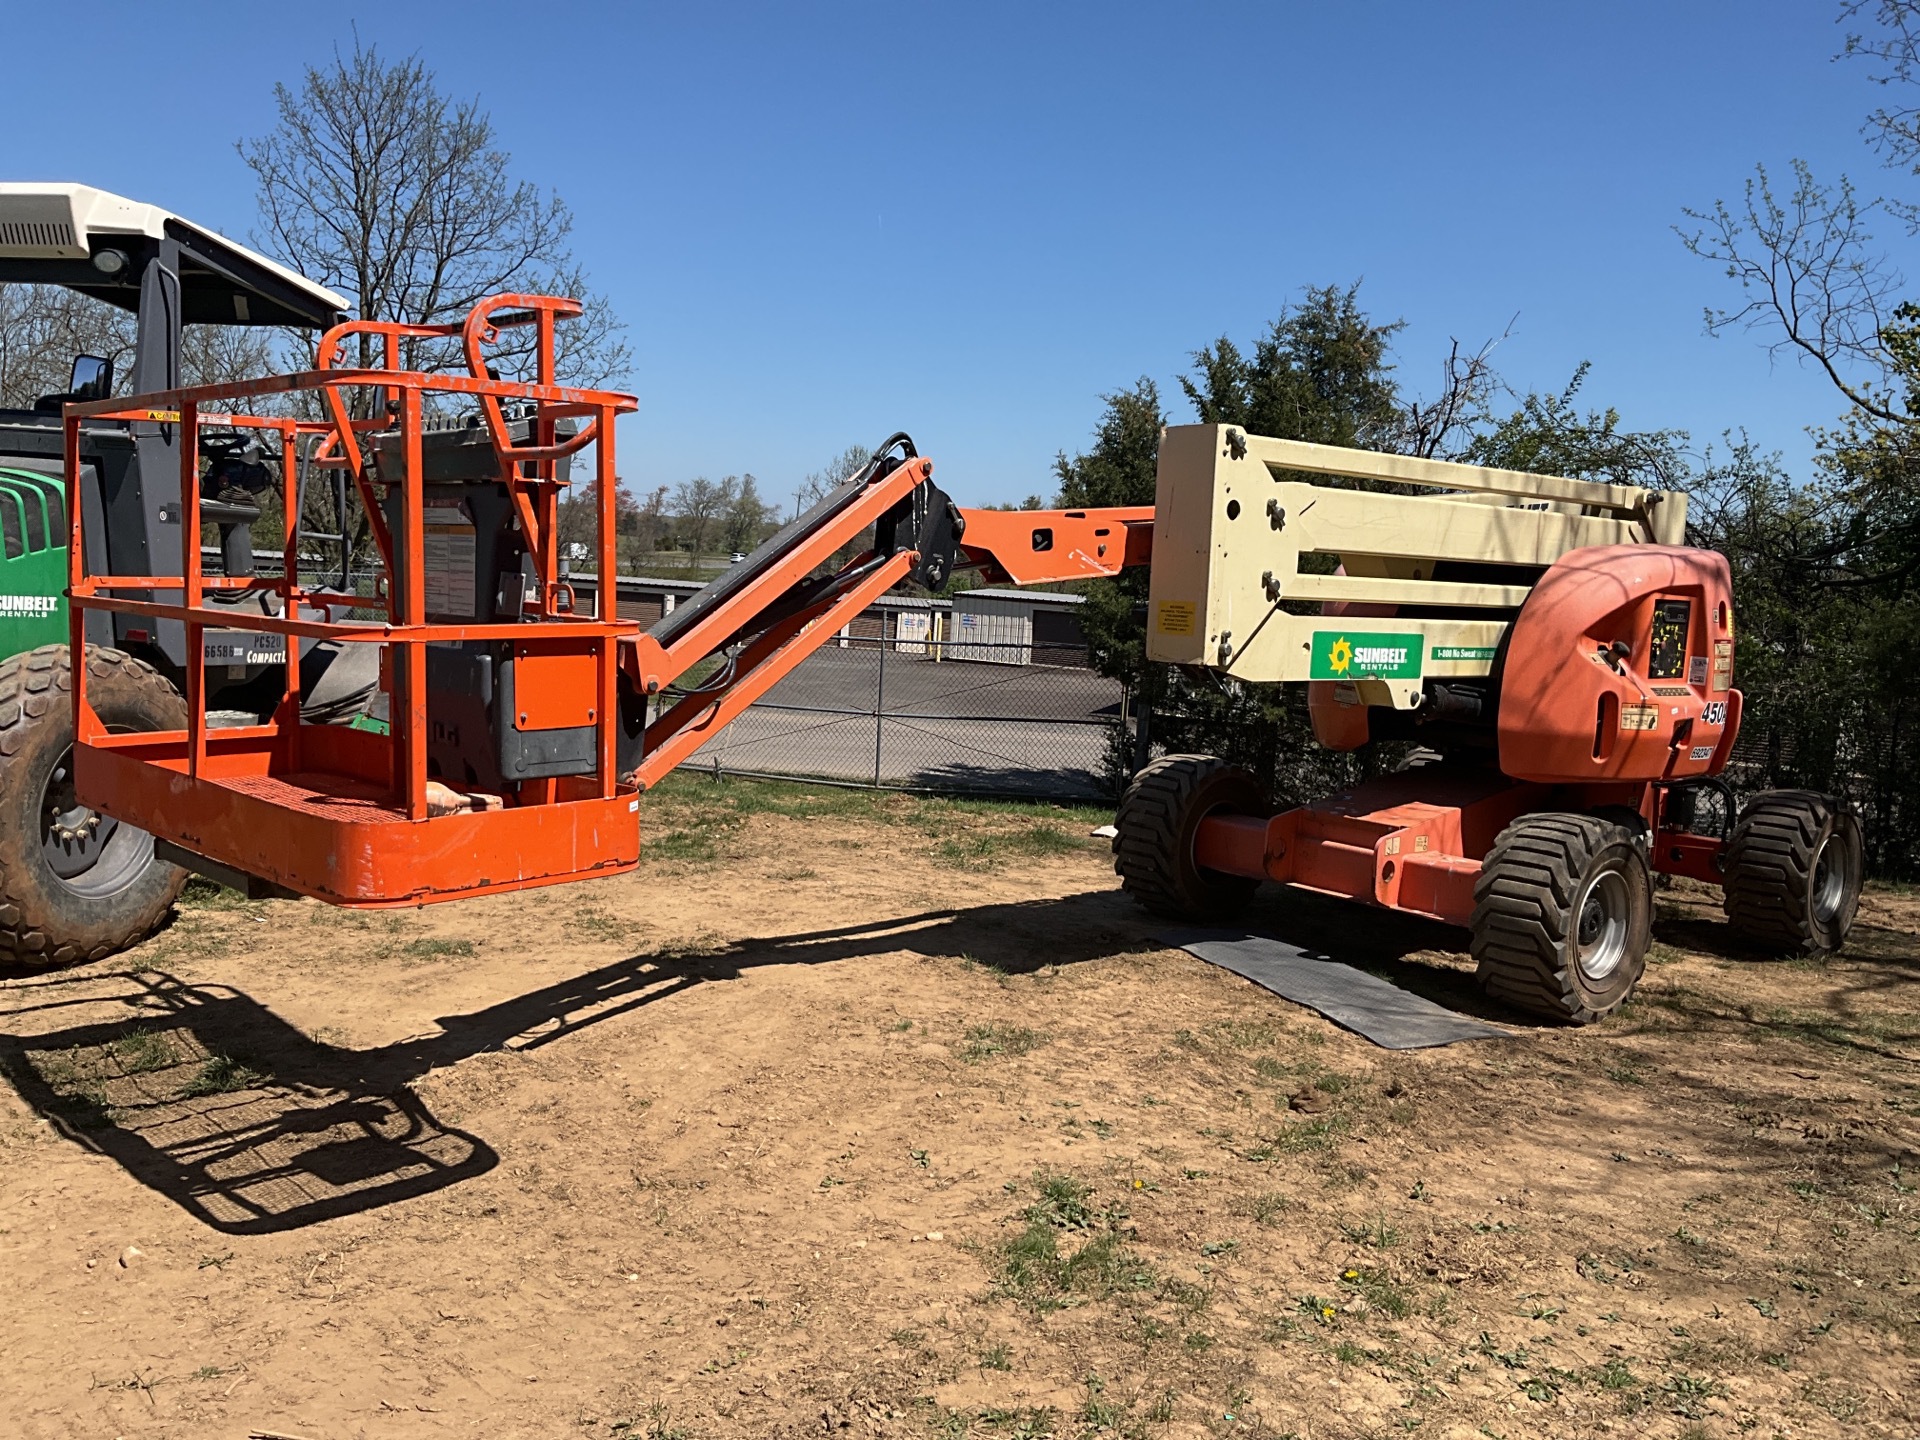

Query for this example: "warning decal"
[1155,600,1196,636]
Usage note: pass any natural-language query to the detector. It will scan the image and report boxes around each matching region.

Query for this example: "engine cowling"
[1497,544,1740,785]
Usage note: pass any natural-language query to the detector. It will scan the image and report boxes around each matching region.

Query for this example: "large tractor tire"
[0,645,186,970]
[1114,754,1270,920]
[1470,813,1652,1025]
[1723,790,1863,958]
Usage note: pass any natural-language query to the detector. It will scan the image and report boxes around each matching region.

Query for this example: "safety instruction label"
[1620,702,1660,732]
[1155,600,1196,636]
[1712,639,1733,692]
[423,502,476,617]
[1311,631,1422,681]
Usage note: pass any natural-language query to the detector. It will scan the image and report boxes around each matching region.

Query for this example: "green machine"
[0,183,356,967]
[0,467,68,654]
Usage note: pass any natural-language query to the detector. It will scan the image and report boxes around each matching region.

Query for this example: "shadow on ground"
[9,880,1823,1237]
[0,890,1166,1235]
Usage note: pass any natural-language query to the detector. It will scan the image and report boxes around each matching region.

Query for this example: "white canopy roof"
[0,182,349,324]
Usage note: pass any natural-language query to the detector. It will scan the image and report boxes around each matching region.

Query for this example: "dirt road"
[1,778,1914,1438]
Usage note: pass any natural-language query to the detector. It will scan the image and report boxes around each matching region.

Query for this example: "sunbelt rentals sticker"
[1310,631,1422,681]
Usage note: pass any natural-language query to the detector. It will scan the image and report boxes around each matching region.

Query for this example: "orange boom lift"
[57,297,1858,1024]
[58,293,1143,911]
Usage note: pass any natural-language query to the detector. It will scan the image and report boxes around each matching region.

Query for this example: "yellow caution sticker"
[1156,600,1196,636]
[1620,702,1660,732]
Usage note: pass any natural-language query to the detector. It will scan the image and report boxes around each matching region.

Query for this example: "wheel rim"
[1574,867,1632,982]
[1809,833,1850,926]
[40,742,156,900]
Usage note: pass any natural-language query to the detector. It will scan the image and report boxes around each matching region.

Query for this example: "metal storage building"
[946,589,1088,666]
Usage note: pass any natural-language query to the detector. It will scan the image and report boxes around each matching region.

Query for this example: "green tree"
[1681,0,1920,872]
[1462,363,1689,489]
[1063,288,1428,799]
[1178,283,1402,448]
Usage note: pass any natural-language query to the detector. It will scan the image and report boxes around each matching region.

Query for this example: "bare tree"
[1679,3,1920,430]
[1,285,280,411]
[1681,162,1904,424]
[1389,328,1511,459]
[671,476,730,558]
[0,286,135,409]
[722,474,768,553]
[796,444,873,513]
[238,39,630,388]
[635,484,669,559]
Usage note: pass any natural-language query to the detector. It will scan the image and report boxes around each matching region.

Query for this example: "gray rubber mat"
[1165,931,1514,1050]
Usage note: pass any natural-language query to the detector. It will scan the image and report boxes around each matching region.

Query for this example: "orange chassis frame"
[61,304,1155,908]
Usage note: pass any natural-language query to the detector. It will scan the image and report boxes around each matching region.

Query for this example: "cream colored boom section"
[1145,424,1688,699]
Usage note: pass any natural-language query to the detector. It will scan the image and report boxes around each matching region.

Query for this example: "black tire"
[1114,754,1269,920]
[1723,790,1863,957]
[1471,813,1652,1025]
[0,644,187,970]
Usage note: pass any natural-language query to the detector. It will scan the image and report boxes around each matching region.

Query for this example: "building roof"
[955,588,1085,607]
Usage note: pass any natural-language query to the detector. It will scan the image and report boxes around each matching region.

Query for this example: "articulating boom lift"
[1106,425,1862,1023]
[0,187,1860,1021]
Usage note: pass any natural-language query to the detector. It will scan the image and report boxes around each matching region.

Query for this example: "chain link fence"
[660,634,1127,800]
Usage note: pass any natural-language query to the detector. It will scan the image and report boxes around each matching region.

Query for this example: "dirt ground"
[1,776,1915,1440]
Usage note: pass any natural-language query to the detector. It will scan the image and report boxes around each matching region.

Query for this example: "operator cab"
[0,183,349,698]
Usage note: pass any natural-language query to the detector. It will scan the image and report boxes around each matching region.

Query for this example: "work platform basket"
[63,296,643,905]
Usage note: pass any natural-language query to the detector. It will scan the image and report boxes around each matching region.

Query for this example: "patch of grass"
[988,1171,1153,1313]
[384,936,476,961]
[964,1024,1050,1063]
[1249,1191,1291,1224]
[1593,1358,1638,1390]
[1661,1374,1726,1419]
[177,1052,267,1098]
[608,1404,692,1439]
[891,1327,924,1346]
[175,876,255,910]
[110,1028,178,1075]
[978,1342,1012,1371]
[1276,1113,1349,1154]
[1337,1265,1411,1319]
[568,907,627,942]
[934,824,1082,871]
[1341,1212,1402,1249]
[1253,1055,1289,1081]
[1159,1278,1211,1317]
[1206,1019,1278,1049]
[648,823,727,864]
[939,1406,1058,1438]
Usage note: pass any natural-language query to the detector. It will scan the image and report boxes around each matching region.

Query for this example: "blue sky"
[5,1,1899,509]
